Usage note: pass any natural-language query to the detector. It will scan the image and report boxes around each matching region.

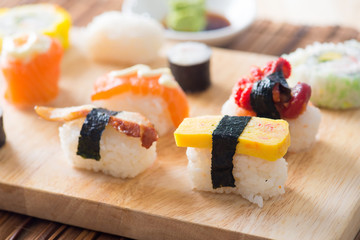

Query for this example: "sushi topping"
[34,105,94,121]
[233,58,311,119]
[1,32,52,62]
[263,57,292,78]
[92,65,189,128]
[35,105,159,150]
[250,71,291,119]
[108,117,158,149]
[0,108,6,148]
[211,115,252,189]
[108,64,150,78]
[108,65,171,79]
[138,68,171,78]
[174,116,290,161]
[158,73,179,88]
[280,82,311,118]
[233,78,255,111]
[77,108,118,160]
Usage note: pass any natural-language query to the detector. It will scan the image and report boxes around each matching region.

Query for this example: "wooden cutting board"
[0,30,359,240]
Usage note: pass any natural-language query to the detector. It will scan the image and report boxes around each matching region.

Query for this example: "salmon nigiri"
[91,65,190,136]
[0,32,63,107]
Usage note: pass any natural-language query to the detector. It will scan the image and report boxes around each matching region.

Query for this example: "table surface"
[0,0,360,239]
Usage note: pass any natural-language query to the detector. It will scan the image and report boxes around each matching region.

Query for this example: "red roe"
[233,78,253,110]
[263,58,292,78]
[233,58,310,119]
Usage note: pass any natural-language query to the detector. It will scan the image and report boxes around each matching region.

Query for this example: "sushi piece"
[174,115,290,207]
[35,105,158,178]
[282,40,360,109]
[0,107,5,148]
[168,42,211,92]
[91,65,190,136]
[221,58,321,152]
[85,11,164,64]
[1,32,63,107]
[0,3,71,50]
[166,0,206,32]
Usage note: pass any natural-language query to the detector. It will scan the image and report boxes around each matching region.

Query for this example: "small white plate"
[122,0,256,46]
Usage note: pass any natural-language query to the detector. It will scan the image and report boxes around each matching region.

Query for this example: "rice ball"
[187,147,288,208]
[59,117,157,178]
[86,11,164,64]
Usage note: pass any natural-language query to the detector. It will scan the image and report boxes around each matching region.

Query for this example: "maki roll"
[0,108,5,148]
[35,105,158,178]
[1,32,63,107]
[168,42,211,92]
[283,40,360,109]
[221,58,321,152]
[174,115,290,207]
[91,65,189,136]
[0,3,71,50]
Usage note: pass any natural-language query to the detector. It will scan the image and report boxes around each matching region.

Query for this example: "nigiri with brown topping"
[35,105,158,178]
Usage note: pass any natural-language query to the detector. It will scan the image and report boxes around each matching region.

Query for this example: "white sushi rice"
[85,11,164,64]
[221,99,321,152]
[221,98,242,116]
[187,147,288,208]
[286,105,321,152]
[59,117,157,178]
[94,93,174,136]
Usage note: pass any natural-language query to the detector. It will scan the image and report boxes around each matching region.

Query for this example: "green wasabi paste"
[166,0,206,32]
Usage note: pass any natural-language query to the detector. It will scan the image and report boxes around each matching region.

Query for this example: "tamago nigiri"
[91,64,190,135]
[1,32,63,107]
[174,115,290,207]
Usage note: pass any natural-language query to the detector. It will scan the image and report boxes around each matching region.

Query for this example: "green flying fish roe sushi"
[282,40,360,109]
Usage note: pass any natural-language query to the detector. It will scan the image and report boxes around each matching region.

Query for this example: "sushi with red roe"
[221,58,321,152]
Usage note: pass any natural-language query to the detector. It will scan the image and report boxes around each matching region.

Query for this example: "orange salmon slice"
[1,39,63,107]
[91,70,189,127]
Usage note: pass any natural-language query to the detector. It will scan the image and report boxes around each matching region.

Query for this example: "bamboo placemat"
[1,1,360,239]
[228,20,360,56]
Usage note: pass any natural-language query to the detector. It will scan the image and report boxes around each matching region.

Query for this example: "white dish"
[122,0,256,46]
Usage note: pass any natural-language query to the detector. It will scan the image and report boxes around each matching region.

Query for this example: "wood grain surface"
[0,28,359,240]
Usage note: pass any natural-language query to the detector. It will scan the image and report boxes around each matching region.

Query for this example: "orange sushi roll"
[91,65,190,135]
[1,32,63,107]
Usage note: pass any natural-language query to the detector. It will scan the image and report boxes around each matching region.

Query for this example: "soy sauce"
[205,12,230,31]
[164,11,231,31]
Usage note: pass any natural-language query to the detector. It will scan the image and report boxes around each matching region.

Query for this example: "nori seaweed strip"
[77,108,118,161]
[211,115,252,189]
[0,108,5,148]
[250,71,291,119]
